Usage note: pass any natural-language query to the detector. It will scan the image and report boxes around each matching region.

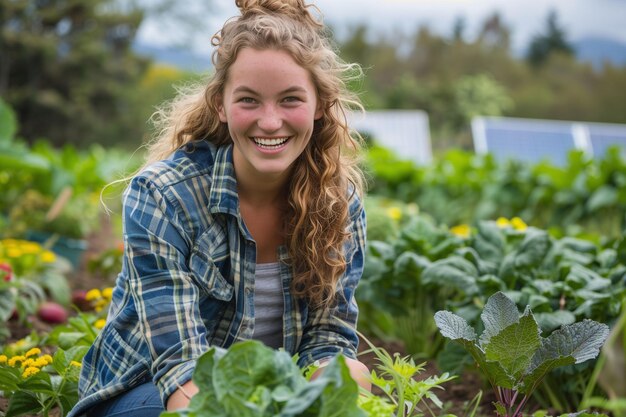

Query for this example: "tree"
[477,12,511,52]
[526,10,574,67]
[0,0,149,147]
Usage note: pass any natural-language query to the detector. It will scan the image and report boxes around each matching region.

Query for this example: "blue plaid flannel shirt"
[68,140,366,416]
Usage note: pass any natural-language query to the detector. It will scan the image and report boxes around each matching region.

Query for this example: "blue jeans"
[89,382,163,417]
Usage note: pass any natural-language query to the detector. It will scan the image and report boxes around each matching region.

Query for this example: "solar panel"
[348,110,432,165]
[472,117,582,165]
[472,117,626,165]
[587,123,626,159]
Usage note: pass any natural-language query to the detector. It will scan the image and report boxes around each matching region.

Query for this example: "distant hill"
[133,42,212,71]
[573,36,626,70]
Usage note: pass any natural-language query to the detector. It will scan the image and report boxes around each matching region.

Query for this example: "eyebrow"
[232,86,308,95]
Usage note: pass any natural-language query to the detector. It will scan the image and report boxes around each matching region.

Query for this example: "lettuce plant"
[435,292,609,417]
[161,340,366,417]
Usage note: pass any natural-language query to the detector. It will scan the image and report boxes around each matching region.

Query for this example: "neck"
[233,149,292,207]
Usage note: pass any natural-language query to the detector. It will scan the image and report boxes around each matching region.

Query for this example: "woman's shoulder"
[135,140,220,189]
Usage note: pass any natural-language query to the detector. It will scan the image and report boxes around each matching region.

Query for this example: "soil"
[2,214,499,416]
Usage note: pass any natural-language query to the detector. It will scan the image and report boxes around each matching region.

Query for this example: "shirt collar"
[208,143,240,217]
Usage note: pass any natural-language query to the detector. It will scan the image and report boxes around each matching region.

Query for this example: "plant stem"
[513,394,528,417]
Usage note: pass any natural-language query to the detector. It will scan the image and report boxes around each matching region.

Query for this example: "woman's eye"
[238,97,256,104]
[283,96,302,103]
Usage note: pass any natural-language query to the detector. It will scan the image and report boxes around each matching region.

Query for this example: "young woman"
[69,0,369,415]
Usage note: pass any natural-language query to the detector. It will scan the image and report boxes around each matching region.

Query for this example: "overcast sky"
[137,0,626,55]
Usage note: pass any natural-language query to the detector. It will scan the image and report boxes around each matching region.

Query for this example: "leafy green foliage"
[366,146,626,239]
[358,334,456,417]
[0,345,88,417]
[435,292,609,417]
[161,340,365,417]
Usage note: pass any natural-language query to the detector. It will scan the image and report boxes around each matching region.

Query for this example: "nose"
[257,105,282,132]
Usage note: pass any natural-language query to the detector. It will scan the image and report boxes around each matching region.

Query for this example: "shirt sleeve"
[296,195,366,368]
[123,175,209,405]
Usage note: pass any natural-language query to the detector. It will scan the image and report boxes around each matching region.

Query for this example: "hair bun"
[236,0,323,29]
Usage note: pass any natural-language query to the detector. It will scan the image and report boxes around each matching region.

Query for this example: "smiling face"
[218,48,323,187]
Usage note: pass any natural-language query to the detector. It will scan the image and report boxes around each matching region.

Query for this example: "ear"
[217,95,227,123]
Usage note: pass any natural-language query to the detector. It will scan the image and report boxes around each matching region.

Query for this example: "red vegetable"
[0,263,12,282]
[71,289,91,311]
[37,302,68,324]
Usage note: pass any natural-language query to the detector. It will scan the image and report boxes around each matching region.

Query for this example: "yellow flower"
[94,299,108,312]
[25,347,41,358]
[511,217,528,231]
[33,357,50,368]
[85,288,102,301]
[385,207,402,222]
[41,355,53,365]
[22,358,35,368]
[70,361,82,368]
[8,355,25,367]
[40,251,56,263]
[94,319,106,329]
[450,224,471,239]
[7,248,22,258]
[22,366,40,378]
[496,217,511,228]
[102,287,114,300]
[0,354,7,364]
[20,242,41,255]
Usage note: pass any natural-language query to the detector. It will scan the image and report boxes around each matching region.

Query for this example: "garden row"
[366,144,626,240]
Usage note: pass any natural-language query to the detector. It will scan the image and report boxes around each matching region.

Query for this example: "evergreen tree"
[526,10,574,67]
[0,0,149,147]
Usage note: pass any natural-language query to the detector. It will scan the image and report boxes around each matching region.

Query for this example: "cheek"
[228,108,256,129]
[288,108,316,130]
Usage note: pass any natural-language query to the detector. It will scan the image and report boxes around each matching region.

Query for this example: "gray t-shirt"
[252,262,284,349]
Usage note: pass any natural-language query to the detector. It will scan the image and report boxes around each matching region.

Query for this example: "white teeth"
[253,137,289,147]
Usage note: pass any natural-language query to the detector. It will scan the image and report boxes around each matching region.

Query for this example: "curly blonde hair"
[145,0,365,308]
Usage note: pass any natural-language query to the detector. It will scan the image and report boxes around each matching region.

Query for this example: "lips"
[252,137,290,149]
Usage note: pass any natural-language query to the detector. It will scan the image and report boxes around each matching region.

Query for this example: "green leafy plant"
[0,345,88,417]
[358,334,457,417]
[161,340,365,417]
[435,291,610,417]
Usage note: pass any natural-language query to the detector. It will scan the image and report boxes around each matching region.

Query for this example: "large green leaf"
[0,365,22,392]
[484,312,541,380]
[393,251,430,281]
[422,257,479,295]
[472,221,505,264]
[521,320,610,393]
[6,390,42,417]
[586,185,618,212]
[434,311,477,342]
[192,347,225,391]
[479,291,521,346]
[512,228,552,269]
[214,341,295,400]
[280,356,365,417]
[536,319,609,365]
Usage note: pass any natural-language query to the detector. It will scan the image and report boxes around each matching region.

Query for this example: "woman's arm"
[123,174,210,406]
[297,197,368,383]
[166,380,199,410]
